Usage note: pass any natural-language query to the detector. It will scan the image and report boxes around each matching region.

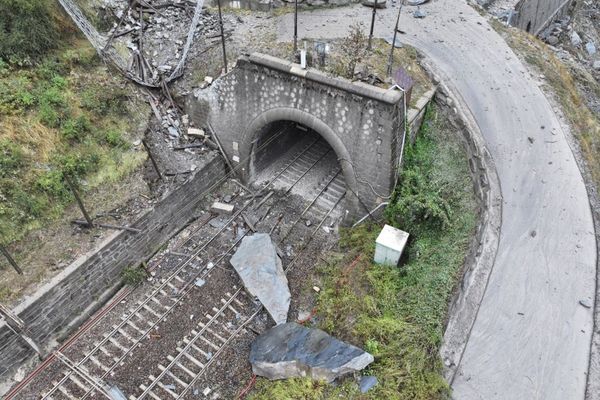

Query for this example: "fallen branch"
[72,220,142,233]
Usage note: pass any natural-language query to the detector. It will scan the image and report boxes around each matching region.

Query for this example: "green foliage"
[386,106,452,234]
[104,130,130,149]
[36,170,69,200]
[38,84,69,127]
[61,115,91,142]
[0,140,26,177]
[121,266,146,286]
[81,84,129,115]
[250,105,477,400]
[0,0,60,63]
[0,76,36,113]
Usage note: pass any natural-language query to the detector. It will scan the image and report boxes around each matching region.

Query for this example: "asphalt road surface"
[278,1,597,399]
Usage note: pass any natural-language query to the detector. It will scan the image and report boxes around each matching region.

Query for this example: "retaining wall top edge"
[246,53,403,105]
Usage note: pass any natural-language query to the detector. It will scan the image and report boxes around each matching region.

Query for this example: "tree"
[338,23,368,79]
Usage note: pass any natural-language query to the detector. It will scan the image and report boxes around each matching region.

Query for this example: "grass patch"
[491,21,600,189]
[249,104,477,399]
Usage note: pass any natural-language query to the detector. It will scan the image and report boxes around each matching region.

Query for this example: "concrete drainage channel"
[5,122,355,399]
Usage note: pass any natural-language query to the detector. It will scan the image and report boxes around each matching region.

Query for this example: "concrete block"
[211,201,235,215]
[374,224,409,266]
[188,128,205,137]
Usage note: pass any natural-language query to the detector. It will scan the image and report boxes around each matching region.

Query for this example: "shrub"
[36,170,69,200]
[104,130,130,149]
[0,0,60,64]
[0,140,26,177]
[121,266,146,286]
[61,115,91,142]
[81,84,128,115]
[0,76,36,113]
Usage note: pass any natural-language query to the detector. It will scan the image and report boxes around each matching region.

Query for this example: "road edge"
[418,57,503,385]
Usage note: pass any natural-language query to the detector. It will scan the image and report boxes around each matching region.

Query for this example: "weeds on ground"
[121,266,147,286]
[249,105,477,399]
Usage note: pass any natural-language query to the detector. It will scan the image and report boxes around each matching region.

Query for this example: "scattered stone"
[547,36,559,46]
[570,31,582,47]
[407,0,428,4]
[586,42,597,56]
[188,127,205,137]
[530,230,537,238]
[203,387,211,396]
[204,76,214,84]
[413,8,426,18]
[230,233,290,324]
[313,286,320,293]
[579,299,592,309]
[211,202,235,215]
[133,139,142,146]
[305,219,312,227]
[209,217,227,229]
[250,322,374,382]
[167,126,179,138]
[164,383,176,390]
[297,310,312,322]
[361,0,387,8]
[359,376,378,393]
[384,36,403,48]
[528,136,534,144]
[223,194,232,203]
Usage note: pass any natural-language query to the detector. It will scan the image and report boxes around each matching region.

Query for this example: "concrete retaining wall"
[512,0,573,35]
[0,155,226,384]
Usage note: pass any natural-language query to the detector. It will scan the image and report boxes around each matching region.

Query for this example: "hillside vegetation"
[0,2,148,299]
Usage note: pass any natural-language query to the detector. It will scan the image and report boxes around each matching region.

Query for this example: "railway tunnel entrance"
[188,53,406,221]
[250,121,348,221]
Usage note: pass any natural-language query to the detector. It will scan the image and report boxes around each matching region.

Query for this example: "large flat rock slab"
[250,322,374,382]
[230,233,290,324]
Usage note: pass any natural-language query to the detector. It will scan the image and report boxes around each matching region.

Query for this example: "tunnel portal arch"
[240,107,359,203]
[188,53,405,220]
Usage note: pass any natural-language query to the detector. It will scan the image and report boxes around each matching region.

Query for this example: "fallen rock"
[359,376,378,393]
[188,127,205,137]
[211,202,234,214]
[594,60,600,71]
[250,322,374,382]
[547,35,559,46]
[230,234,290,324]
[361,0,387,8]
[586,42,597,56]
[407,0,428,4]
[570,31,582,47]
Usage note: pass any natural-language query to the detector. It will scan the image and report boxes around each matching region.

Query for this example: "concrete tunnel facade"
[186,53,406,220]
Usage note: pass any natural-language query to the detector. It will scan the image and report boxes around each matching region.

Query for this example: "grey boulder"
[230,233,290,324]
[249,322,374,383]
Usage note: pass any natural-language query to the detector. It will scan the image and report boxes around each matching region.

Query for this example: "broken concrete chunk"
[230,234,290,324]
[250,322,374,382]
[211,202,235,215]
[188,127,205,137]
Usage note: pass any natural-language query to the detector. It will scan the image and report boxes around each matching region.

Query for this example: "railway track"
[18,128,346,400]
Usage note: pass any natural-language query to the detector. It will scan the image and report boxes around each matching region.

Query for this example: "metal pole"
[294,0,298,54]
[217,0,228,73]
[368,0,378,50]
[386,0,404,76]
[65,175,94,227]
[142,139,163,181]
[0,245,23,275]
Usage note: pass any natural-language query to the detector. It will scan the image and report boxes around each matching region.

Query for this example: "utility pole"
[386,0,405,76]
[0,245,23,275]
[217,0,228,73]
[293,0,299,55]
[65,174,94,227]
[367,0,379,50]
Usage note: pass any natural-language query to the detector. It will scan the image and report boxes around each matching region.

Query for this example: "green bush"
[104,130,130,149]
[81,84,128,115]
[0,76,36,113]
[38,85,69,127]
[61,115,91,142]
[121,266,146,286]
[0,140,26,177]
[36,170,69,200]
[0,0,60,64]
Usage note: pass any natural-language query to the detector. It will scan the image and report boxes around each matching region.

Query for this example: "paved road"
[278,2,597,399]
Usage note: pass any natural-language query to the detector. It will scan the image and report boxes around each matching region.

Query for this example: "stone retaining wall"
[0,155,226,386]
